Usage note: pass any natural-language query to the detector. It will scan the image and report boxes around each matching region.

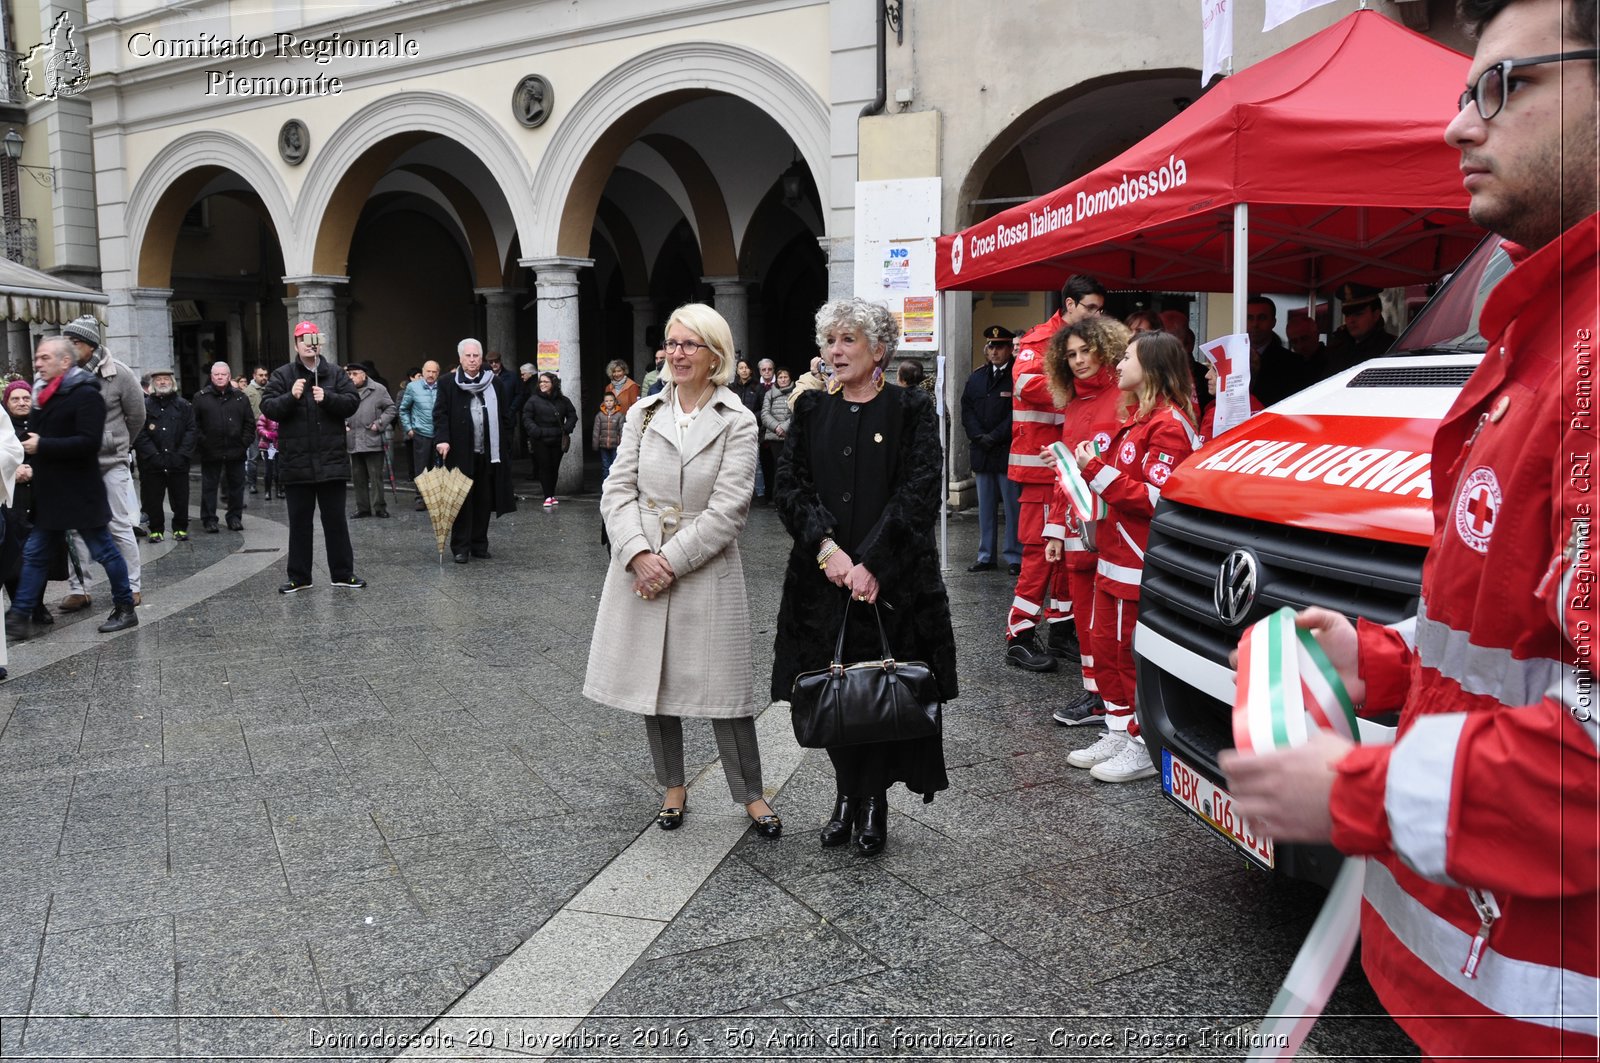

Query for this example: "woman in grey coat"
[583,303,780,839]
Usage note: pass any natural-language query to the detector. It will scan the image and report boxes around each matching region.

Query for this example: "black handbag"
[789,599,942,748]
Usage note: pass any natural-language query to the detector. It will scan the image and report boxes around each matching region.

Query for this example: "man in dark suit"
[4,337,138,640]
[960,325,1022,573]
[434,337,516,563]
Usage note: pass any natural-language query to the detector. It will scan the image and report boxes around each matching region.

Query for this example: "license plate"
[1162,748,1275,869]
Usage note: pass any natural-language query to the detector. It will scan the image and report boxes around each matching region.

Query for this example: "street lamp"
[2,129,56,188]
[780,153,806,208]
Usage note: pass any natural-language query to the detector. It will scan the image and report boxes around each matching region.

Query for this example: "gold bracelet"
[816,541,840,569]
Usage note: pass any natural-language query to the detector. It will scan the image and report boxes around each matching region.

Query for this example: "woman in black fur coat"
[772,297,957,856]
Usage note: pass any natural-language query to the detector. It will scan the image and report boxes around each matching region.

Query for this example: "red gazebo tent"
[935,11,1481,304]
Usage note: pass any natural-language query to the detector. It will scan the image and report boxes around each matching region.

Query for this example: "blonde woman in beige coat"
[583,303,781,839]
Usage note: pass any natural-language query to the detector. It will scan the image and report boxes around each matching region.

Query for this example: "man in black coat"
[133,367,198,541]
[192,361,255,532]
[260,321,364,594]
[960,325,1022,573]
[4,337,138,640]
[434,337,515,562]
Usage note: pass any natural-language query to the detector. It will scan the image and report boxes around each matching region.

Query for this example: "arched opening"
[954,70,1204,361]
[139,169,290,393]
[556,93,825,459]
[304,130,522,382]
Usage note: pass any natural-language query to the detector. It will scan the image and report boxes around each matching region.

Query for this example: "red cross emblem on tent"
[1453,466,1501,554]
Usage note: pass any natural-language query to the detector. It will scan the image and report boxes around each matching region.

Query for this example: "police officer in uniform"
[1326,282,1396,372]
[960,326,1022,573]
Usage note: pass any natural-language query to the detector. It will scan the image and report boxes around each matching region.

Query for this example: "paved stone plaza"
[0,480,1417,1061]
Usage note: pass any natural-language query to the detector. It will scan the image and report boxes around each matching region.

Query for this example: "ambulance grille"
[1138,499,1426,668]
[1347,365,1475,388]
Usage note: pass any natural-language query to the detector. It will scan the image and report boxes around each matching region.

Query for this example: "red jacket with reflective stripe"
[1080,400,1200,599]
[1328,213,1599,1062]
[1044,366,1122,570]
[1008,311,1066,486]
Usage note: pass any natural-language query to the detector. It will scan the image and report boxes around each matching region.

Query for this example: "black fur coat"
[771,383,959,707]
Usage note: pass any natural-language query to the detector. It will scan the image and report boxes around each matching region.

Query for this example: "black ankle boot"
[4,610,36,644]
[854,792,887,855]
[97,603,139,634]
[820,794,857,848]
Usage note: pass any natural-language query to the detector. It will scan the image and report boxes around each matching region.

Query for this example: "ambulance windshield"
[1389,236,1514,357]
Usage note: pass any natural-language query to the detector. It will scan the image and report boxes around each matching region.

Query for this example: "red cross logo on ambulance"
[1119,440,1138,466]
[1453,466,1501,554]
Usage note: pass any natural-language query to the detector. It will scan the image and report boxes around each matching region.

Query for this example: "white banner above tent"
[1201,0,1234,84]
[1264,0,1339,32]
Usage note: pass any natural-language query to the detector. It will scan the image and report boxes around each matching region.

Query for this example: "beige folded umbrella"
[414,464,474,563]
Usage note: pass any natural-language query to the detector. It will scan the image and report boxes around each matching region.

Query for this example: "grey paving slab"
[25,915,177,1057]
[57,783,167,854]
[644,857,821,960]
[331,962,469,1016]
[625,910,861,1024]
[777,859,997,968]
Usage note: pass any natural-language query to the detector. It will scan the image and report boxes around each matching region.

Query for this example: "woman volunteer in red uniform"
[1041,316,1130,727]
[1068,330,1201,782]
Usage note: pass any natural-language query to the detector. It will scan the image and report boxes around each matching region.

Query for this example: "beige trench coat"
[583,385,758,717]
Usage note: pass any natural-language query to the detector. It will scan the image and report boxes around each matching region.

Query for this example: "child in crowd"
[1041,316,1131,728]
[1068,330,1201,783]
[592,393,624,480]
[256,413,281,498]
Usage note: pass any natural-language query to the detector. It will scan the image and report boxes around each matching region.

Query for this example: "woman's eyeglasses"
[663,340,706,355]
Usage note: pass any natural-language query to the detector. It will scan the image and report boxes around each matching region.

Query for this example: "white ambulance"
[1134,236,1512,884]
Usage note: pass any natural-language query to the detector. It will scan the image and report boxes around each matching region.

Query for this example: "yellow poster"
[901,295,935,345]
[536,341,560,372]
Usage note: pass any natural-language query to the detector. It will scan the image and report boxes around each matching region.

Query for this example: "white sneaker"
[1090,738,1157,783]
[1067,730,1126,769]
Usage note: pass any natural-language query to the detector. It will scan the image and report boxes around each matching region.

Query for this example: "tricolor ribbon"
[1232,607,1363,1060]
[1049,440,1106,522]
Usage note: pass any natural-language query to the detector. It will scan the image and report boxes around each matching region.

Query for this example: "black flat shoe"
[656,804,685,831]
[854,793,887,855]
[453,552,469,564]
[748,804,782,839]
[820,794,856,848]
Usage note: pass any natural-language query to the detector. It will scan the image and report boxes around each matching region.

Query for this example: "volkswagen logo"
[1213,549,1259,627]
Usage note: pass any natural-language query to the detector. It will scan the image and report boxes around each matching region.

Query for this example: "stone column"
[477,288,523,365]
[704,276,751,363]
[129,288,175,372]
[282,274,347,362]
[523,256,592,494]
[226,308,245,374]
[625,296,656,381]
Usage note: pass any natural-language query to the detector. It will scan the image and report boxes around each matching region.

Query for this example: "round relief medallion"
[513,75,553,128]
[278,120,309,166]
